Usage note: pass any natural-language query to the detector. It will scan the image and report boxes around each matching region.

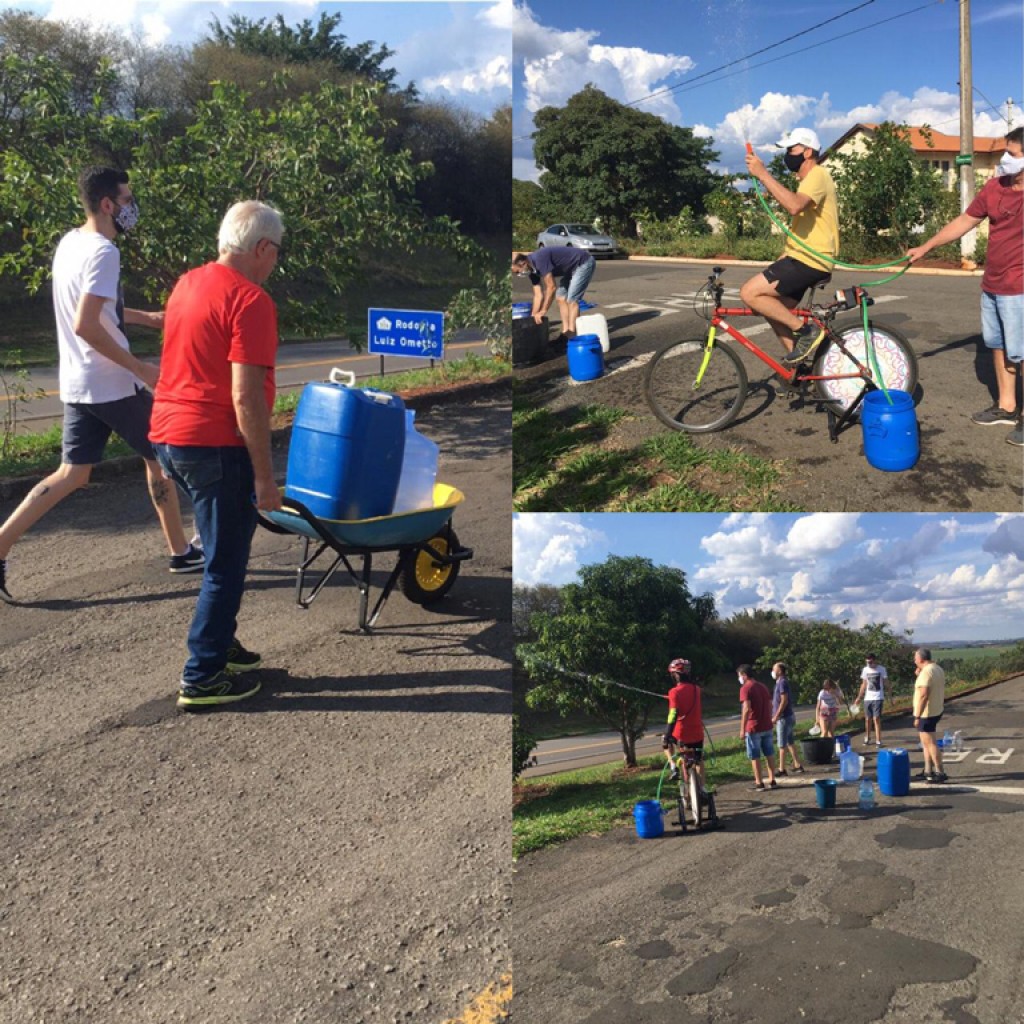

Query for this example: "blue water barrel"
[512,302,532,319]
[633,800,664,838]
[285,376,406,521]
[568,334,603,382]
[877,747,910,797]
[861,390,919,471]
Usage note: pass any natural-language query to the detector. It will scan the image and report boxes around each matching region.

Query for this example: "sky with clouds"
[513,513,1024,644]
[14,0,511,117]
[513,0,1024,181]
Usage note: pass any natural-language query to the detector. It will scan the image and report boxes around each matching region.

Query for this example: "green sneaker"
[782,322,826,366]
[177,670,260,709]
[1007,416,1023,447]
[226,640,262,672]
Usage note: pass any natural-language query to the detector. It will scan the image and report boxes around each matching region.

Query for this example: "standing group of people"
[0,166,284,709]
[513,124,1024,446]
[663,647,951,794]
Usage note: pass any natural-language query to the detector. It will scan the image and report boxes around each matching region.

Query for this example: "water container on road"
[861,389,919,472]
[634,800,664,838]
[877,747,910,797]
[567,334,603,382]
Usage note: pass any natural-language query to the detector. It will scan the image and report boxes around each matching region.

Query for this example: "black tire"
[687,771,704,830]
[400,528,461,605]
[812,323,918,416]
[706,792,719,825]
[645,337,748,433]
[675,789,688,833]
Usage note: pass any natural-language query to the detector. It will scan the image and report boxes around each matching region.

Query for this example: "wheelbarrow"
[257,482,473,632]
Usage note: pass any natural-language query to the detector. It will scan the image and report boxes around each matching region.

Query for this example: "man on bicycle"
[663,658,705,788]
[739,127,840,367]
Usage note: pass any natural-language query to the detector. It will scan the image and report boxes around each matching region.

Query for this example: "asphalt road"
[3,331,490,435]
[514,675,1024,1024]
[514,260,1024,512]
[0,387,511,1024]
[524,706,819,778]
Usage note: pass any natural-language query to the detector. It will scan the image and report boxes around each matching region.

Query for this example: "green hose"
[750,179,910,286]
[862,295,891,403]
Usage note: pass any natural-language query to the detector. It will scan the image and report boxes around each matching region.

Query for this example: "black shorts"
[762,256,831,302]
[677,742,704,763]
[62,387,157,464]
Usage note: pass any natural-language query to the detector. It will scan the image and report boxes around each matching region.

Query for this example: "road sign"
[367,308,444,359]
[955,154,973,166]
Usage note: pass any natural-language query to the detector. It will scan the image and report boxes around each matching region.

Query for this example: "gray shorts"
[556,257,596,303]
[775,717,796,747]
[62,387,157,464]
[864,699,883,720]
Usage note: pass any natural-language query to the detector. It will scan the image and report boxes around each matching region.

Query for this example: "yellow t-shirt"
[783,163,839,273]
[915,662,946,718]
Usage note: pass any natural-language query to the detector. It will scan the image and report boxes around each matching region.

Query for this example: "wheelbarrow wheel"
[400,528,461,605]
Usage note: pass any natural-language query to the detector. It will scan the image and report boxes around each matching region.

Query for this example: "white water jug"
[392,410,439,513]
[575,312,610,353]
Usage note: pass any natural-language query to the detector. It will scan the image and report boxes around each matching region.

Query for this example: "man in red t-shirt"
[150,200,284,709]
[908,126,1024,447]
[662,658,705,788]
[738,664,777,790]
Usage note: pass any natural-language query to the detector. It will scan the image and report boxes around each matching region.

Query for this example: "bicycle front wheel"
[812,323,918,416]
[687,771,704,830]
[645,338,748,433]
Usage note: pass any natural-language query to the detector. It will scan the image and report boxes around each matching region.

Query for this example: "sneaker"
[863,737,872,747]
[0,558,13,604]
[927,771,949,784]
[913,769,930,780]
[970,405,1018,427]
[169,543,205,574]
[669,769,679,782]
[177,669,260,709]
[1007,417,1023,447]
[782,322,826,366]
[875,740,883,747]
[226,639,262,672]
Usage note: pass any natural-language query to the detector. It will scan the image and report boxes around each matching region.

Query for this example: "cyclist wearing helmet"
[663,658,705,786]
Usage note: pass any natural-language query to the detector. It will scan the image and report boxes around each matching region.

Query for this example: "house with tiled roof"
[825,123,1007,189]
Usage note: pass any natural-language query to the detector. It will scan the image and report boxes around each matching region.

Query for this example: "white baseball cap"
[777,127,822,151]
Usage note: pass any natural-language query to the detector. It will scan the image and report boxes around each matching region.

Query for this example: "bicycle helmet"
[668,658,691,677]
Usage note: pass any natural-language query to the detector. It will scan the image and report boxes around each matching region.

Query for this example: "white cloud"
[425,55,511,95]
[781,514,862,559]
[515,1,693,121]
[512,514,605,586]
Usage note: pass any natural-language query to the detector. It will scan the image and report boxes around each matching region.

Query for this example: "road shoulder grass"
[512,399,801,512]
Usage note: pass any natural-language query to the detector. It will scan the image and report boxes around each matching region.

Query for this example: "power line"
[629,0,880,109]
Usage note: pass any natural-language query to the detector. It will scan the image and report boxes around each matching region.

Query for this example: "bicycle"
[670,743,720,833]
[644,267,918,440]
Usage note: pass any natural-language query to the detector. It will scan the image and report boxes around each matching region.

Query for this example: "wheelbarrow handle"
[256,497,340,550]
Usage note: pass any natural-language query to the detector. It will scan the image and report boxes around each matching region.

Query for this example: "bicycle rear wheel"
[645,337,748,433]
[687,771,704,830]
[812,323,918,416]
[675,781,688,834]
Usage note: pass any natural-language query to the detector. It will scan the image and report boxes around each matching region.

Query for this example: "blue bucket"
[634,800,664,838]
[835,733,851,754]
[567,334,603,382]
[512,302,532,319]
[861,389,919,471]
[877,747,910,797]
[814,779,838,809]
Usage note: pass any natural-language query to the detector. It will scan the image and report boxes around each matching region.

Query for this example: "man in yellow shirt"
[913,647,948,783]
[740,127,840,366]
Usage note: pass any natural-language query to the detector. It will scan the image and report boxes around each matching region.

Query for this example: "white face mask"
[771,670,778,680]
[996,152,1024,177]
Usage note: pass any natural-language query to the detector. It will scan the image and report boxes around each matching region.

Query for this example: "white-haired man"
[740,127,840,367]
[150,200,284,709]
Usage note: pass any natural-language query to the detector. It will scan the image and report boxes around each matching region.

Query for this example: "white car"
[536,223,620,257]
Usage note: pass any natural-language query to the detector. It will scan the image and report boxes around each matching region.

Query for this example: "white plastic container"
[392,410,439,513]
[839,748,863,783]
[575,312,610,353]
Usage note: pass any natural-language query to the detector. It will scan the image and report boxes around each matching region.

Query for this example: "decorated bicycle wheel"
[812,323,918,416]
[687,771,704,830]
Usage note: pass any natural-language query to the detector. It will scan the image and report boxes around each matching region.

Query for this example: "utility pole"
[958,0,978,266]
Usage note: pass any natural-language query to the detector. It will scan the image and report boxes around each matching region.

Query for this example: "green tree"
[203,12,407,93]
[532,85,719,238]
[513,714,537,780]
[828,122,949,256]
[516,555,723,766]
[758,619,914,705]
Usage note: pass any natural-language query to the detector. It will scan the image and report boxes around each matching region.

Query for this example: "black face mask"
[783,150,806,173]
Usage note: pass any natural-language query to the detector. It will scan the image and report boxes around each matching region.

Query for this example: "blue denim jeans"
[153,444,257,684]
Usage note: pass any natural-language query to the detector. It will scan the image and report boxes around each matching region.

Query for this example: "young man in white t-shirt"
[854,653,889,747]
[0,166,202,603]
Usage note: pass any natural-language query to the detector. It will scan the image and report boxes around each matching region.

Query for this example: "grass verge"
[512,401,801,512]
[0,355,508,480]
[513,671,1017,859]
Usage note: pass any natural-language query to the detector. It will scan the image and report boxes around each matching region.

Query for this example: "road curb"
[0,376,511,502]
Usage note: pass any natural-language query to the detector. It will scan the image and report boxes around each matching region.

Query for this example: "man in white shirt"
[0,166,202,603]
[854,653,889,747]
